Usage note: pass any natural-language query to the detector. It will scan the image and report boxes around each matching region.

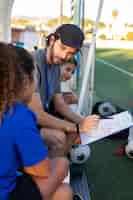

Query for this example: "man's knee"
[40,128,67,156]
[52,183,73,200]
[41,128,67,145]
[55,130,67,149]
[51,131,67,156]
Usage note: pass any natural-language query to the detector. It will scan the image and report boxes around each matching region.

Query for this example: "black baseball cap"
[55,24,84,49]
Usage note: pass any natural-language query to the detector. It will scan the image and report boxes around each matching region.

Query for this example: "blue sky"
[12,0,133,23]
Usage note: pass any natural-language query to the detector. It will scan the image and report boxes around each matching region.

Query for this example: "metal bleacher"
[71,166,91,200]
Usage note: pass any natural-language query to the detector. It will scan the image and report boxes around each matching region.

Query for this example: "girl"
[0,43,72,200]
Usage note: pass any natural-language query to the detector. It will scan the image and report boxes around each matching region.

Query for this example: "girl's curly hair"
[0,43,34,122]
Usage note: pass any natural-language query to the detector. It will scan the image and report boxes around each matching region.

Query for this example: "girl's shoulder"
[13,103,37,123]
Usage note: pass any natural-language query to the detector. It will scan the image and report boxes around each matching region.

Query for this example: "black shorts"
[10,174,42,200]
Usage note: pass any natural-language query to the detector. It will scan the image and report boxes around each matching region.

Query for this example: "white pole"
[0,0,14,42]
[58,0,63,25]
[88,42,96,114]
[77,0,104,114]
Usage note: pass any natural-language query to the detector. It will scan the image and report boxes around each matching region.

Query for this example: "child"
[48,57,78,114]
[61,57,77,82]
[60,57,78,105]
[0,43,72,200]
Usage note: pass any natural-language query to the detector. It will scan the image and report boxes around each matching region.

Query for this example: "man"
[29,24,99,157]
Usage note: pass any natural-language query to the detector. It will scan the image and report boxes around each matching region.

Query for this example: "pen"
[100,116,113,119]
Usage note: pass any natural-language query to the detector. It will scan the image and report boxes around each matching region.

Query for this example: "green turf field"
[95,48,133,110]
[86,138,133,200]
[85,48,133,200]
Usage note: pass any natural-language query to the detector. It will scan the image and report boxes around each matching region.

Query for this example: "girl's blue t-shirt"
[0,103,48,200]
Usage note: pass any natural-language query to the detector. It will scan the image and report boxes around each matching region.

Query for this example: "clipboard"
[80,111,133,144]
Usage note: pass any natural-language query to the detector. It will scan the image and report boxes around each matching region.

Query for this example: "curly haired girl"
[0,43,72,200]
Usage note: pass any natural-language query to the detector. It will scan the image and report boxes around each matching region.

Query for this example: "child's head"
[0,42,35,121]
[10,45,35,104]
[61,57,77,81]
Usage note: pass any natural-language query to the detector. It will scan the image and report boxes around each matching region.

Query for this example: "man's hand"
[79,115,100,132]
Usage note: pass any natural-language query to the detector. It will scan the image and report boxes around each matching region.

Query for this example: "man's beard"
[49,46,66,65]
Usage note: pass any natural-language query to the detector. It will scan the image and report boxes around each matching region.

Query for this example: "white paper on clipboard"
[80,111,133,144]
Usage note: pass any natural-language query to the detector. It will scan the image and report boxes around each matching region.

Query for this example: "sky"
[12,0,133,24]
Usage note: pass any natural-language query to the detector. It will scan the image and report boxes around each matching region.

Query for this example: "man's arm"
[53,93,83,123]
[29,93,100,134]
[62,92,78,105]
[28,93,77,133]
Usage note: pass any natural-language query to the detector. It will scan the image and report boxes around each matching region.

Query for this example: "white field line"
[96,58,133,78]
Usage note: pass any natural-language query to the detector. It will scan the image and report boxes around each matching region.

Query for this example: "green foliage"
[112,9,119,19]
[98,34,106,40]
[99,22,106,29]
[46,16,71,28]
[46,18,58,27]
[127,32,133,41]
